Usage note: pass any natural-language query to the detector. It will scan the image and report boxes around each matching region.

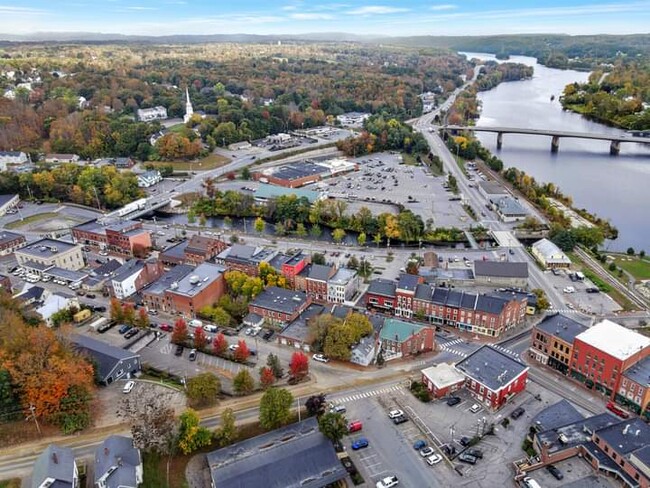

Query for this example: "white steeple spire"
[184,86,194,123]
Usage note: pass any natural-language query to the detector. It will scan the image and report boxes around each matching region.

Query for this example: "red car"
[606,402,630,419]
[159,323,173,332]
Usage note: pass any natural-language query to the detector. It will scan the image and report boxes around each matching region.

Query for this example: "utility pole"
[92,186,101,210]
[28,404,42,436]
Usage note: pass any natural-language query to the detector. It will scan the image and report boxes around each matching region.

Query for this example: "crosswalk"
[333,384,403,404]
[487,343,521,359]
[438,338,468,358]
[549,308,582,315]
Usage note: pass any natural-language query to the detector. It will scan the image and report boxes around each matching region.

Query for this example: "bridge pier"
[610,140,620,156]
[551,136,560,153]
[496,132,503,150]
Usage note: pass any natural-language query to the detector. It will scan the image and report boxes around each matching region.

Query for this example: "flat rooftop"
[168,262,225,297]
[250,286,308,314]
[0,230,24,245]
[575,319,650,361]
[535,313,588,345]
[17,238,78,257]
[143,264,193,296]
[266,160,330,181]
[623,355,650,387]
[422,363,465,388]
[455,345,528,392]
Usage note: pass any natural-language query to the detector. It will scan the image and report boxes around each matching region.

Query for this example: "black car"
[511,407,525,419]
[392,415,409,425]
[124,328,139,339]
[466,448,483,459]
[586,287,600,293]
[446,396,461,406]
[188,349,197,361]
[93,305,106,312]
[458,452,477,465]
[441,444,456,456]
[459,436,471,447]
[546,465,564,480]
[174,345,184,356]
[262,330,275,341]
[86,293,96,299]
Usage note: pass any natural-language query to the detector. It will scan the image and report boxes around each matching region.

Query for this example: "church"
[183,86,194,124]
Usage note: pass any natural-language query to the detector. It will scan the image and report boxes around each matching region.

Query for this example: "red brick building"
[73,219,152,256]
[303,264,336,302]
[163,263,226,317]
[365,279,397,313]
[394,274,423,318]
[455,345,529,410]
[248,286,311,326]
[0,230,26,256]
[569,319,650,399]
[619,356,650,419]
[184,235,228,265]
[421,363,465,398]
[378,318,435,361]
[280,253,309,289]
[529,313,588,375]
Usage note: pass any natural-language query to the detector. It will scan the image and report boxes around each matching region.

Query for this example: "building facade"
[0,230,26,256]
[72,220,152,256]
[15,239,85,274]
[164,263,226,317]
[529,313,588,375]
[531,238,572,269]
[378,318,435,360]
[248,287,311,326]
[327,268,359,304]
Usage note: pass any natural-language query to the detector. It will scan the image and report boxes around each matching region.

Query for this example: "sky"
[1,0,649,37]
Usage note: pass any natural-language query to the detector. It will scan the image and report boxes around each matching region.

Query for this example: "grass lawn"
[613,255,650,281]
[401,152,419,166]
[168,123,189,134]
[4,212,59,229]
[142,452,189,488]
[453,155,468,177]
[149,153,230,172]
[0,479,21,488]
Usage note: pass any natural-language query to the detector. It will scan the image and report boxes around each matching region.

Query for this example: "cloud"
[290,12,334,20]
[347,5,410,15]
[124,6,157,10]
[430,4,457,11]
[0,5,46,14]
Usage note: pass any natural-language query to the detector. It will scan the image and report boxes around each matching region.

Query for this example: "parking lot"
[543,268,621,315]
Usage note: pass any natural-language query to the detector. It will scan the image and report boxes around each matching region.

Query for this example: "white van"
[522,477,541,488]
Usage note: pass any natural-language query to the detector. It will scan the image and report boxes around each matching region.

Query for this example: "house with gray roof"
[72,335,140,385]
[277,303,326,352]
[32,444,79,488]
[94,435,142,488]
[0,229,26,255]
[473,260,529,288]
[215,243,277,275]
[327,267,359,304]
[248,286,311,326]
[207,417,346,488]
[531,238,571,269]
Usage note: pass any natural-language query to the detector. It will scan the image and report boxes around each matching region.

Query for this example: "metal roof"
[532,238,571,264]
[72,335,139,381]
[380,318,428,343]
[31,444,76,488]
[396,273,420,292]
[535,313,588,344]
[94,435,141,488]
[455,345,528,392]
[367,278,396,297]
[474,260,529,279]
[250,286,308,314]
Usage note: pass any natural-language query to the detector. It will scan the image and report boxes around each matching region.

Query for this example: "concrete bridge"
[103,196,173,222]
[441,125,650,155]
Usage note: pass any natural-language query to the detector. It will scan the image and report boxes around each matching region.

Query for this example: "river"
[461,52,650,252]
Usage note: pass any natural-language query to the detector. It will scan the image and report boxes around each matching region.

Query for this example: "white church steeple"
[183,86,194,123]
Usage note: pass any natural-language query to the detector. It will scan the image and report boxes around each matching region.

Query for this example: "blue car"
[351,438,369,450]
[413,440,427,450]
[118,324,132,334]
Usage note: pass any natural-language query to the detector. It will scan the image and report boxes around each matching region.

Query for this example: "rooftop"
[623,355,650,387]
[45,267,88,282]
[161,240,190,260]
[532,238,571,263]
[575,319,650,361]
[422,363,465,388]
[250,286,309,315]
[479,181,508,195]
[16,238,78,258]
[0,229,24,245]
[530,399,584,433]
[94,435,141,488]
[143,264,193,297]
[265,160,330,181]
[537,412,618,454]
[0,193,18,207]
[455,345,528,392]
[279,304,325,343]
[535,313,588,345]
[186,234,224,255]
[367,278,396,297]
[380,318,428,343]
[112,259,145,283]
[329,267,357,286]
[494,196,527,216]
[254,184,321,203]
[396,273,420,292]
[473,260,529,279]
[207,417,346,488]
[306,263,334,282]
[168,262,225,297]
[596,418,650,455]
[31,444,76,488]
[72,335,139,380]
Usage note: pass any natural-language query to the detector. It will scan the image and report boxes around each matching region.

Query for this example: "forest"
[474,62,534,92]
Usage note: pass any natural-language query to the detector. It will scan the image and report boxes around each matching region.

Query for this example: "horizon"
[1,1,649,37]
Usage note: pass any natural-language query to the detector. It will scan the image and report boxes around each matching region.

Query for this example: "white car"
[228,344,238,352]
[470,403,482,413]
[99,250,108,256]
[388,409,404,419]
[376,476,399,488]
[427,454,442,465]
[420,447,435,457]
[122,381,135,394]
[312,354,329,363]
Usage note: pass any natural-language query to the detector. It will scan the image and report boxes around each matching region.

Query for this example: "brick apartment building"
[0,230,26,256]
[378,318,435,360]
[394,274,424,318]
[529,313,588,375]
[72,219,152,256]
[184,235,228,265]
[248,287,311,326]
[619,356,650,419]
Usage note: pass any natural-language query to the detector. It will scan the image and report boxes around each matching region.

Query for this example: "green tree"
[373,233,382,247]
[357,232,367,246]
[186,372,221,408]
[214,408,237,447]
[312,253,326,265]
[318,412,348,442]
[640,250,646,259]
[627,247,635,256]
[347,256,359,270]
[259,387,294,430]
[241,167,251,180]
[233,369,255,395]
[177,409,213,455]
[332,228,346,244]
[295,222,308,238]
[53,385,93,434]
[274,222,287,236]
[0,369,21,422]
[309,223,322,238]
[266,353,284,379]
[532,288,550,311]
[254,217,265,235]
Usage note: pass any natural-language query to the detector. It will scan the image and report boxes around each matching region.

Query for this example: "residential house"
[248,286,311,326]
[570,319,650,399]
[164,262,226,317]
[15,239,85,275]
[109,259,164,300]
[327,267,359,304]
[73,335,141,385]
[302,264,336,302]
[529,313,588,374]
[113,157,136,169]
[36,293,77,327]
[215,244,277,276]
[0,151,29,168]
[137,106,167,122]
[531,238,571,269]
[421,363,465,399]
[473,260,529,288]
[0,230,26,255]
[455,345,529,410]
[94,435,143,488]
[184,235,228,265]
[32,444,79,488]
[45,153,80,164]
[13,285,48,306]
[379,318,435,360]
[0,193,20,216]
[72,220,152,256]
[206,417,346,488]
[136,170,162,188]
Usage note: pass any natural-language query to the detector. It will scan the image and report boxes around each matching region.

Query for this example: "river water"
[461,52,650,252]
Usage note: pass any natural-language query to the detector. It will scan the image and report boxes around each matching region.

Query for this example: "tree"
[52,384,93,434]
[289,351,309,381]
[233,369,254,395]
[122,304,135,326]
[309,223,322,238]
[259,367,276,389]
[186,372,221,408]
[212,333,228,356]
[312,253,326,265]
[259,387,293,430]
[0,369,21,422]
[110,298,124,322]
[323,313,373,361]
[266,353,284,379]
[532,288,550,311]
[194,327,208,350]
[406,260,419,275]
[357,232,367,246]
[305,393,327,417]
[640,250,646,259]
[241,167,251,180]
[332,228,346,244]
[135,307,150,329]
[171,318,189,344]
[373,233,382,247]
[214,408,237,447]
[254,217,265,235]
[627,247,635,256]
[295,222,308,238]
[318,412,348,442]
[118,388,177,453]
[347,256,359,270]
[177,409,213,455]
[233,340,250,363]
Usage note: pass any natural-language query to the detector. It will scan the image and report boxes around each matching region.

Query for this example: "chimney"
[52,452,58,464]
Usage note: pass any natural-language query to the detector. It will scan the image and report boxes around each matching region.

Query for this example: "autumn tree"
[254,217,265,235]
[214,408,237,447]
[118,388,177,453]
[110,298,123,322]
[171,318,189,344]
[332,228,346,244]
[177,409,213,455]
[135,308,150,329]
[259,367,276,390]
[185,372,221,408]
[122,304,136,326]
[305,393,327,417]
[212,333,228,356]
[289,351,309,381]
[233,369,255,395]
[233,340,250,363]
[259,387,293,430]
[193,327,208,350]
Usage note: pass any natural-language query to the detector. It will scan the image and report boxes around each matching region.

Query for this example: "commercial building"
[619,356,650,419]
[529,313,588,374]
[137,106,167,122]
[421,363,465,399]
[253,184,323,204]
[248,286,311,326]
[136,170,162,188]
[492,196,528,222]
[206,417,347,488]
[215,244,276,276]
[378,318,435,361]
[455,345,529,410]
[365,278,397,312]
[0,230,26,256]
[394,274,424,318]
[0,193,19,216]
[268,251,309,289]
[184,235,228,265]
[276,303,325,352]
[228,141,252,151]
[141,264,193,313]
[163,262,226,317]
[73,335,141,385]
[531,238,571,269]
[15,239,85,275]
[109,259,164,300]
[478,181,509,201]
[327,267,359,304]
[570,319,650,399]
[473,260,529,288]
[254,158,357,188]
[72,220,152,256]
[336,112,370,127]
[302,263,336,302]
[94,435,143,488]
[31,444,79,488]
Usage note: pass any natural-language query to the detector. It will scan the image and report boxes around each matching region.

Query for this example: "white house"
[336,112,370,127]
[327,268,359,304]
[45,154,80,164]
[137,106,168,122]
[0,151,29,168]
[531,238,572,269]
[137,170,162,188]
[36,293,78,327]
[110,260,147,300]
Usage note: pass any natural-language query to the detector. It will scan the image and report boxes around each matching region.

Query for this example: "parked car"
[188,349,197,361]
[446,396,461,406]
[85,293,96,299]
[511,407,525,419]
[93,305,106,312]
[122,381,135,394]
[159,323,172,332]
[392,415,408,425]
[262,330,275,341]
[375,476,399,488]
[419,447,435,457]
[124,328,138,339]
[413,440,427,450]
[348,421,362,433]
[388,409,404,419]
[441,444,456,456]
[330,404,346,414]
[426,454,442,465]
[546,465,564,480]
[459,436,471,447]
[470,403,482,413]
[174,345,184,356]
[458,452,477,464]
[312,353,329,363]
[606,401,630,419]
[466,448,483,459]
[118,324,132,334]
[351,438,369,450]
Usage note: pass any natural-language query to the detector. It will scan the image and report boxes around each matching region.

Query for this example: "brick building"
[72,219,152,256]
[302,264,336,302]
[164,263,226,317]
[268,252,309,289]
[618,356,650,419]
[0,230,26,256]
[365,279,397,313]
[109,259,164,300]
[141,264,193,313]
[529,313,588,375]
[378,318,435,361]
[248,287,311,326]
[394,274,424,318]
[421,363,465,398]
[215,244,276,276]
[184,235,228,265]
[455,345,529,410]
